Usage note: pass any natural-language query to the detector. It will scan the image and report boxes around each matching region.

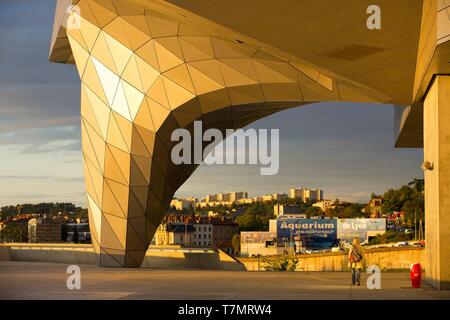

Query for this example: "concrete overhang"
[394,103,423,148]
[49,0,450,148]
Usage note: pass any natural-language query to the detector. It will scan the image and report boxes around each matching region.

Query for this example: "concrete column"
[424,75,450,290]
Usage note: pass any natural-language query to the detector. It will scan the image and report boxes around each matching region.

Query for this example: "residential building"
[154,223,194,246]
[170,198,195,211]
[204,191,248,204]
[193,223,213,248]
[212,219,239,254]
[229,191,248,202]
[157,215,238,250]
[28,216,63,243]
[260,193,287,202]
[313,199,334,212]
[387,211,406,224]
[273,204,304,217]
[289,188,301,199]
[205,194,219,202]
[310,189,324,202]
[237,198,254,205]
[289,187,323,202]
[369,198,383,218]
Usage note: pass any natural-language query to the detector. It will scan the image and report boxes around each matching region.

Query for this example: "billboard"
[277,218,337,249]
[240,231,277,256]
[337,218,386,243]
[240,231,276,244]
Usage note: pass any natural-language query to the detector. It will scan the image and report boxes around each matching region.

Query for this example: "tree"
[369,230,414,245]
[305,206,322,218]
[263,254,298,271]
[328,202,364,219]
[0,223,22,242]
[380,181,424,226]
[235,202,274,231]
[408,178,424,193]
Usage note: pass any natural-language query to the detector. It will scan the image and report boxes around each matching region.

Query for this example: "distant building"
[28,216,63,243]
[310,189,324,202]
[170,198,195,211]
[289,188,302,199]
[154,223,194,246]
[193,223,213,247]
[237,198,254,205]
[202,191,248,207]
[65,223,91,243]
[229,191,248,202]
[155,216,238,250]
[313,199,334,212]
[260,193,287,202]
[240,231,281,256]
[387,211,406,224]
[289,187,323,202]
[337,218,386,243]
[369,198,382,218]
[212,219,239,254]
[205,194,219,202]
[273,204,304,217]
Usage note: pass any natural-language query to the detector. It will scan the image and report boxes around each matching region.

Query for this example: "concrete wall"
[0,246,10,261]
[142,248,244,270]
[0,244,245,270]
[241,246,284,257]
[240,247,425,272]
[424,75,450,290]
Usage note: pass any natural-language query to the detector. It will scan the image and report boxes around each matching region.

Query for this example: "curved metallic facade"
[48,1,450,280]
[54,0,393,266]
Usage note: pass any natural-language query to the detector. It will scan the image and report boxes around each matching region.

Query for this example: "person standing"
[348,237,364,286]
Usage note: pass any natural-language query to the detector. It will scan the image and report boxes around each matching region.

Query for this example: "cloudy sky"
[0,0,423,207]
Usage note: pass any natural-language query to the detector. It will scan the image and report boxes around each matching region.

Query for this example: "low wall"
[143,248,244,270]
[0,246,10,261]
[0,244,245,270]
[239,247,425,271]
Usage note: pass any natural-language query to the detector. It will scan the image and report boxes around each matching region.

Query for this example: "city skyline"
[0,0,423,208]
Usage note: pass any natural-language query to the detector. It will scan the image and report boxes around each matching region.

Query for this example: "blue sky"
[0,0,423,207]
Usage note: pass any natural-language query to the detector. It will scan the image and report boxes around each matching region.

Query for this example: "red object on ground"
[410,263,422,288]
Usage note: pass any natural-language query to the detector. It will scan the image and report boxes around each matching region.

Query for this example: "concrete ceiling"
[164,0,424,105]
[50,0,450,148]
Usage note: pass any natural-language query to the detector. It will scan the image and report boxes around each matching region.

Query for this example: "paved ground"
[1,261,450,300]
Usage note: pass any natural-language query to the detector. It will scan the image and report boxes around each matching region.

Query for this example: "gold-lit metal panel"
[52,0,409,267]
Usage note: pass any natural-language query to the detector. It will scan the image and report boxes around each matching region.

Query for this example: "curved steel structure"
[49,1,450,291]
